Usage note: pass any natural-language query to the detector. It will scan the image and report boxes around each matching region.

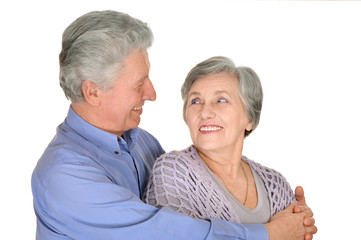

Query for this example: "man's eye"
[218,98,228,103]
[191,99,200,105]
[136,84,143,91]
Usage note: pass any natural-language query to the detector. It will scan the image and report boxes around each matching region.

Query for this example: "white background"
[1,0,360,239]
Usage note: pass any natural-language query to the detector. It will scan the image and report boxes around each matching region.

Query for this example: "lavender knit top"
[143,145,295,223]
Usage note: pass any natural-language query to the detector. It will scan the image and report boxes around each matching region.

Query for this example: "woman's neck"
[197,145,244,180]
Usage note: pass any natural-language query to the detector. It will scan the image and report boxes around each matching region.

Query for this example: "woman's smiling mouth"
[199,125,223,133]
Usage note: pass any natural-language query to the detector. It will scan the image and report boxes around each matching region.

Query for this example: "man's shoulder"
[134,128,164,151]
[135,128,158,142]
[33,127,96,182]
[45,125,94,162]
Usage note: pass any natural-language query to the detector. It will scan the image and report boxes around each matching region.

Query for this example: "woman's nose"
[201,103,216,119]
[142,78,156,101]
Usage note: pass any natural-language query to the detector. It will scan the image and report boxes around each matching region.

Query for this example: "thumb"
[295,186,306,205]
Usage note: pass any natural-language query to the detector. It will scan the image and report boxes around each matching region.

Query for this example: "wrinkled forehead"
[187,73,239,96]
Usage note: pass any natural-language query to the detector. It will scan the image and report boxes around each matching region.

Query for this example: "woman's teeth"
[199,126,223,132]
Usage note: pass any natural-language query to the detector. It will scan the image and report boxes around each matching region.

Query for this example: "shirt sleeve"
[34,161,268,240]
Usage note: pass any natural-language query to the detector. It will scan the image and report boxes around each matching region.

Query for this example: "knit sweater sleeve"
[243,157,296,216]
[143,147,240,223]
[142,150,195,216]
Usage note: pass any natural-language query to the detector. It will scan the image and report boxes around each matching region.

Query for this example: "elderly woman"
[144,56,316,239]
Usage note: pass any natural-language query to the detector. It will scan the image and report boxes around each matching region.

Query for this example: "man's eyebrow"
[140,75,149,81]
[136,75,149,85]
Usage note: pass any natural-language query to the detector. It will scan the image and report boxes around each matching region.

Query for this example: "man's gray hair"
[59,10,153,103]
[181,56,263,137]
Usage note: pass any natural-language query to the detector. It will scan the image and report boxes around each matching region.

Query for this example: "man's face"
[97,50,156,136]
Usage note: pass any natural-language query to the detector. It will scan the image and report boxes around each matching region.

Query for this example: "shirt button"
[114,151,119,155]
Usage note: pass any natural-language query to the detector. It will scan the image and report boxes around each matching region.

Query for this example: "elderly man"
[31,10,316,240]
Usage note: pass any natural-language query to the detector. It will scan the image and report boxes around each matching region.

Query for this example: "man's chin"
[127,118,141,130]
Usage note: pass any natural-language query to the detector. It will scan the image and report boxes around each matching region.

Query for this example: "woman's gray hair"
[59,10,153,103]
[181,56,263,137]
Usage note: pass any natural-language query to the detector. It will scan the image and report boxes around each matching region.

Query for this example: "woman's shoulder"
[242,156,286,180]
[154,145,200,166]
[150,145,211,189]
[242,156,295,215]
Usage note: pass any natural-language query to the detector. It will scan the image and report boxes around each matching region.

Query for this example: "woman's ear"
[82,80,101,107]
[246,122,253,132]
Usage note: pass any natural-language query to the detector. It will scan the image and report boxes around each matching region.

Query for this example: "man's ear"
[82,80,101,107]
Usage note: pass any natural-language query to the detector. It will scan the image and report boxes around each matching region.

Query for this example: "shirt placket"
[117,136,142,197]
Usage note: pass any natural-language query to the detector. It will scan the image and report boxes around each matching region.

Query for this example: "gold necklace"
[211,161,249,205]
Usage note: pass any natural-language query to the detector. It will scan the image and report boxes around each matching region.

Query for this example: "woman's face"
[185,73,252,153]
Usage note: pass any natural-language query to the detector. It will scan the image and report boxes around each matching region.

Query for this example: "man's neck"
[71,103,125,137]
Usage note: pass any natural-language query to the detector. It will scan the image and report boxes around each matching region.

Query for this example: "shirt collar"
[65,106,139,155]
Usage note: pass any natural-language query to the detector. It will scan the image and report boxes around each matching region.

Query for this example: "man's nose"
[142,78,156,101]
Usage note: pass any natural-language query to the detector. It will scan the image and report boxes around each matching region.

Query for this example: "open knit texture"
[143,146,295,224]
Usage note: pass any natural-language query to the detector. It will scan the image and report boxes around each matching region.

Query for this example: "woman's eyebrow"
[188,89,232,97]
[214,90,231,95]
[213,90,233,99]
[188,92,201,98]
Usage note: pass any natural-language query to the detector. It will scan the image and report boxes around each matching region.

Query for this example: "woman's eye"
[218,98,228,103]
[191,99,200,105]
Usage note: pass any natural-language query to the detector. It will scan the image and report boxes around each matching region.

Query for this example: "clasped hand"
[266,186,317,240]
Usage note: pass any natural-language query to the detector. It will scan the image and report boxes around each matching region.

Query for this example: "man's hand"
[265,186,317,240]
[293,186,317,240]
[266,203,309,240]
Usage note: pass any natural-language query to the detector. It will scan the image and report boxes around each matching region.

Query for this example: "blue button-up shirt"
[31,107,268,240]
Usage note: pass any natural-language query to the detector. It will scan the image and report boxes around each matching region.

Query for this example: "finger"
[305,232,313,240]
[294,205,313,218]
[293,204,309,213]
[286,202,297,212]
[304,217,315,226]
[293,204,305,213]
[306,225,318,235]
[295,186,307,205]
